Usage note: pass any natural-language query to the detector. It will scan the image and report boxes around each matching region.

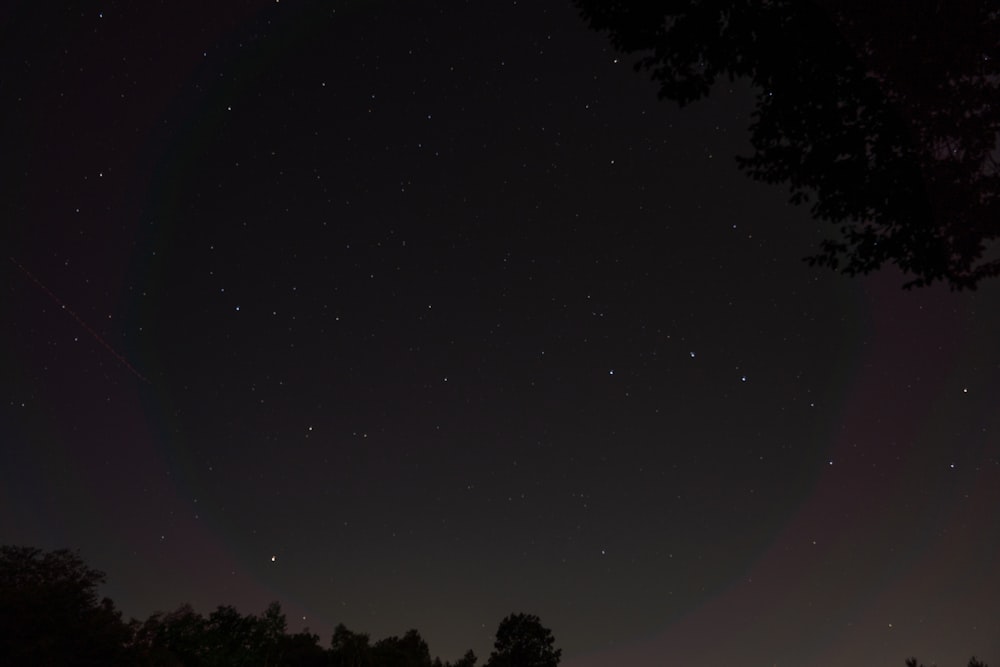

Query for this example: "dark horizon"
[0,543,989,667]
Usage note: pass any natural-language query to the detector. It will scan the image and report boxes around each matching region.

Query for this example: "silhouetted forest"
[573,0,1000,289]
[0,545,559,666]
[908,659,989,667]
[0,545,987,666]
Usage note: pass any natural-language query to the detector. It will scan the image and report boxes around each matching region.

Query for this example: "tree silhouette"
[906,658,989,667]
[131,603,209,666]
[5,545,997,667]
[485,613,561,667]
[0,545,133,665]
[330,622,374,667]
[130,600,330,667]
[436,649,479,667]
[276,628,328,667]
[372,628,434,667]
[203,604,257,665]
[573,0,1000,289]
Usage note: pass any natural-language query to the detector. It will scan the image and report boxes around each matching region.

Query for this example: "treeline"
[0,545,989,666]
[0,545,560,667]
[129,602,486,667]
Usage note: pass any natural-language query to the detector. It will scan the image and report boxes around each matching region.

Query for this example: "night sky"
[3,2,999,665]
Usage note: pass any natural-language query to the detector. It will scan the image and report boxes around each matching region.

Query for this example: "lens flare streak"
[10,256,151,384]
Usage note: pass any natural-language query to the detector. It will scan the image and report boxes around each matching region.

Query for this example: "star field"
[2,2,999,666]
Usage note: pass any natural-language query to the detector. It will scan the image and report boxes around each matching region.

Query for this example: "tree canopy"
[485,613,562,667]
[0,545,132,666]
[3,544,990,666]
[573,0,1000,289]
[0,544,492,666]
[907,658,989,667]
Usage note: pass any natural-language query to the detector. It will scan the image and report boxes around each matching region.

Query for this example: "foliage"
[485,613,561,667]
[573,0,1000,289]
[373,628,434,667]
[277,628,329,667]
[330,622,374,667]
[131,600,319,667]
[906,658,989,667]
[131,603,208,666]
[15,544,990,667]
[436,649,479,667]
[0,545,133,665]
